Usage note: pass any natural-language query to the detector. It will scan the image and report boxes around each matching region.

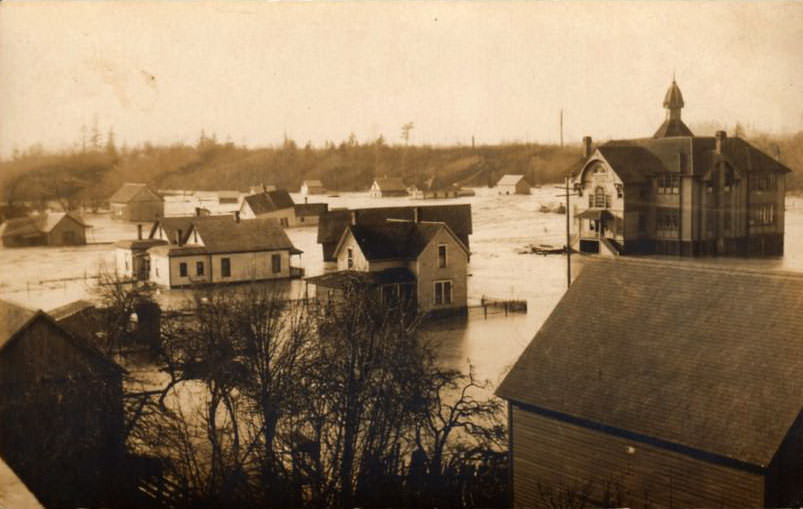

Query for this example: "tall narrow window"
[347,248,354,269]
[272,254,281,273]
[196,261,204,276]
[179,262,188,277]
[438,244,447,268]
[221,257,231,277]
[594,186,606,208]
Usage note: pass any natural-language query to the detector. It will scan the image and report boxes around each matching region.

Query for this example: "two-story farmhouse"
[0,212,89,247]
[147,215,303,288]
[497,259,803,508]
[317,204,473,264]
[572,80,790,257]
[109,183,164,222]
[308,219,469,314]
[240,189,296,226]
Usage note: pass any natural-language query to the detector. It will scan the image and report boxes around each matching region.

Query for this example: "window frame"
[179,262,188,277]
[271,253,282,274]
[221,257,231,278]
[434,280,453,306]
[438,244,447,268]
[196,261,205,276]
[347,247,354,269]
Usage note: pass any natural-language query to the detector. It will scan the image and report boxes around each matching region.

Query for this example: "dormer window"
[347,247,354,269]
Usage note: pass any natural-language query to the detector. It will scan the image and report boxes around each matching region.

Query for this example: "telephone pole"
[555,176,579,288]
[560,109,564,148]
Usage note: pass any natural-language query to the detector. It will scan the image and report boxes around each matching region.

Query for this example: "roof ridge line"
[597,257,803,280]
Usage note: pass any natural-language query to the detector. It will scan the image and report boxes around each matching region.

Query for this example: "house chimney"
[195,207,201,217]
[350,210,357,225]
[262,183,267,193]
[775,145,781,162]
[715,130,726,155]
[234,210,240,223]
[413,207,420,223]
[137,224,143,240]
[583,136,593,158]
[176,229,183,246]
[305,196,308,204]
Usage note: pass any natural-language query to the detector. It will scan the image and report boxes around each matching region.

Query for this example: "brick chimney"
[234,210,240,223]
[350,210,357,225]
[413,207,421,223]
[137,224,143,240]
[715,130,727,155]
[176,229,183,246]
[583,136,593,158]
[195,207,201,216]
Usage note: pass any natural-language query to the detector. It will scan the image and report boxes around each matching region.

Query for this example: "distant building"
[369,177,408,197]
[411,175,461,199]
[317,204,473,263]
[147,215,303,288]
[308,219,469,314]
[294,202,329,226]
[216,190,240,205]
[114,223,168,280]
[0,299,124,508]
[249,184,277,195]
[240,189,296,226]
[497,259,803,508]
[301,179,327,196]
[109,183,164,222]
[496,174,530,195]
[572,79,790,257]
[0,212,89,247]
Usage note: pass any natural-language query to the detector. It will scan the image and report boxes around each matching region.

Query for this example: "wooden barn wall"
[510,404,765,508]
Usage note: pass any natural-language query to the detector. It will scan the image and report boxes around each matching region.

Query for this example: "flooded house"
[317,204,473,264]
[369,176,408,197]
[109,183,164,222]
[308,218,469,314]
[572,79,790,257]
[114,224,168,280]
[294,202,329,226]
[497,259,803,508]
[147,215,303,288]
[300,179,327,196]
[0,299,124,508]
[411,175,461,199]
[240,189,296,226]
[0,212,89,247]
[496,174,531,195]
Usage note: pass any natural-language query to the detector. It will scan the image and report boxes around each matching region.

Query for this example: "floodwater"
[2,188,802,390]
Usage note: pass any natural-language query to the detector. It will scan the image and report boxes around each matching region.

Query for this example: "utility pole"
[555,176,579,288]
[560,109,564,148]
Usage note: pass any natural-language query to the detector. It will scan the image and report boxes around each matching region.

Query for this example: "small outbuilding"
[1,212,89,247]
[496,174,530,195]
[369,177,408,198]
[497,259,803,508]
[301,180,327,196]
[240,189,296,226]
[109,183,164,222]
[294,202,329,226]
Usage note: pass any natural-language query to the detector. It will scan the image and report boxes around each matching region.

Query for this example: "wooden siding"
[510,403,765,509]
[413,227,468,312]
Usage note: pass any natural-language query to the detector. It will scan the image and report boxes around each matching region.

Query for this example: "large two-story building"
[572,80,789,257]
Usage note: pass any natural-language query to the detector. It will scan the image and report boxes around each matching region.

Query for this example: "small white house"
[369,177,408,198]
[496,175,530,195]
[300,180,326,196]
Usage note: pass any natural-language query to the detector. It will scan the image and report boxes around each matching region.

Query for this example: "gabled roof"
[373,177,407,192]
[317,205,473,261]
[0,299,122,372]
[584,135,791,184]
[242,190,295,215]
[497,259,803,468]
[1,213,89,239]
[653,117,694,138]
[306,268,416,289]
[497,174,528,186]
[295,203,328,217]
[47,300,95,322]
[337,221,467,262]
[421,175,454,191]
[150,216,301,256]
[302,180,324,188]
[149,215,233,245]
[109,183,162,203]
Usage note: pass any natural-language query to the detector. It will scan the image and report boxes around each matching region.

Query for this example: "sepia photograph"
[0,1,802,507]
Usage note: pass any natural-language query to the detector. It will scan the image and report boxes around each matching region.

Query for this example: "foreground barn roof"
[497,258,803,468]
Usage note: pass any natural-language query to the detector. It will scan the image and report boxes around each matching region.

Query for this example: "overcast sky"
[1,1,802,157]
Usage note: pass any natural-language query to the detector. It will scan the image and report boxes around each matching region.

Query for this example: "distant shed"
[1,212,89,247]
[301,180,327,196]
[497,259,803,508]
[496,174,530,195]
[109,183,164,222]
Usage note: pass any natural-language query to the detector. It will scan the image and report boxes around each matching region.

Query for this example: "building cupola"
[653,77,694,139]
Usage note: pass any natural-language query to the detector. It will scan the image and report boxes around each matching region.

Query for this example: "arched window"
[594,186,607,208]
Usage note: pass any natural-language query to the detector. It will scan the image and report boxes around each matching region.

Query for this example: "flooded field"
[2,188,803,387]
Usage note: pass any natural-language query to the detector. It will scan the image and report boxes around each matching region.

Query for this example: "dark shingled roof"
[586,136,791,184]
[374,177,407,192]
[47,300,95,322]
[150,216,301,256]
[243,190,295,215]
[497,259,803,468]
[149,215,234,245]
[344,222,445,261]
[0,299,37,350]
[306,268,416,289]
[109,183,161,203]
[295,203,328,217]
[653,117,694,138]
[317,204,473,261]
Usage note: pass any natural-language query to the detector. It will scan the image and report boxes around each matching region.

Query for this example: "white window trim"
[433,279,453,306]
